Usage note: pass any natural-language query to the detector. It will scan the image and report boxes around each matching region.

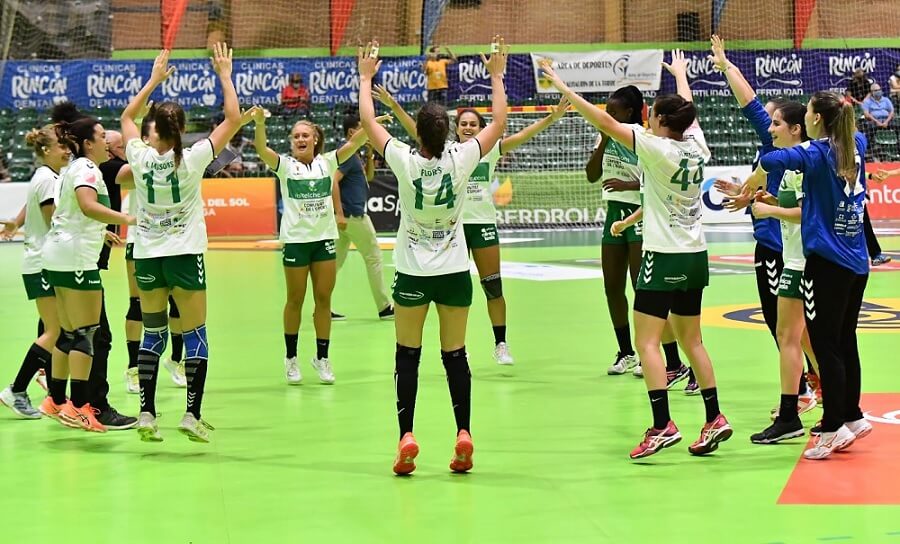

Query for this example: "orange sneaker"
[449,430,474,473]
[57,401,84,428]
[393,432,419,475]
[78,404,107,433]
[39,396,66,420]
[60,402,107,432]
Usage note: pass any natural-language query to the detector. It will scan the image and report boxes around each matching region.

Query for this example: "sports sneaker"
[493,342,514,366]
[684,380,700,395]
[310,357,335,384]
[810,419,822,437]
[0,386,41,419]
[750,417,805,444]
[845,418,873,440]
[35,369,47,391]
[632,363,644,378]
[803,425,855,460]
[608,352,638,375]
[629,420,681,459]
[450,429,474,473]
[62,403,106,432]
[666,364,690,389]
[331,312,347,321]
[688,413,733,455]
[39,396,67,421]
[872,254,892,267]
[284,356,302,385]
[137,412,163,442]
[124,367,140,394]
[769,393,819,421]
[163,358,187,388]
[393,432,419,475]
[378,305,395,320]
[95,406,137,430]
[178,413,214,443]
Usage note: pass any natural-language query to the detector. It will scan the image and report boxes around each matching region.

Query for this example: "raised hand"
[709,35,729,72]
[372,84,397,108]
[210,42,233,78]
[480,35,509,78]
[539,59,564,90]
[150,50,176,85]
[241,105,265,125]
[549,96,570,121]
[374,114,393,125]
[357,41,383,79]
[662,49,688,77]
[713,178,742,197]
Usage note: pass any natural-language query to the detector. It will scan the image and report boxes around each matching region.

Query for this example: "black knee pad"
[142,310,169,331]
[441,347,470,374]
[168,295,180,319]
[126,297,142,321]
[395,345,421,375]
[56,330,75,354]
[71,325,99,356]
[480,274,503,300]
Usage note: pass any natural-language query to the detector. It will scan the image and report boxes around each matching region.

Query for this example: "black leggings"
[754,243,783,344]
[803,254,868,433]
[863,206,881,258]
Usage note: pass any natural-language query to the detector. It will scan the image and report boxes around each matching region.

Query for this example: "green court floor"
[1,233,898,544]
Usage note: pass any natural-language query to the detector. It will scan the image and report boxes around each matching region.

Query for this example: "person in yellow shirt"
[423,45,457,105]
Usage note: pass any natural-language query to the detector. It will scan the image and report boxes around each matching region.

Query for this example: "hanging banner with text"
[530,50,664,94]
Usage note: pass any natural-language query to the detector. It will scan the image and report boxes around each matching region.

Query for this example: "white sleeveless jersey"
[634,124,711,253]
[126,138,213,258]
[596,126,643,205]
[42,158,109,271]
[21,165,60,274]
[274,152,339,243]
[383,138,483,276]
[461,141,500,225]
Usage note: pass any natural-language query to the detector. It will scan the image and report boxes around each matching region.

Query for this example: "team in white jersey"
[358,37,508,475]
[542,50,733,460]
[0,127,69,419]
[119,44,242,443]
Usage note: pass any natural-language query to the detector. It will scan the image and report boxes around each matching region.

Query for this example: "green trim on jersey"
[45,269,102,291]
[22,271,54,300]
[636,251,709,292]
[392,271,473,307]
[286,177,332,199]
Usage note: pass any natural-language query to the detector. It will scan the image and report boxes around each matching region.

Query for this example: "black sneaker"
[872,254,892,267]
[378,305,395,320]
[750,417,805,444]
[96,406,138,430]
[665,364,691,389]
[810,420,822,436]
[331,312,346,321]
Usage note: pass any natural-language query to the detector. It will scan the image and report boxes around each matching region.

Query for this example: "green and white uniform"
[126,138,213,290]
[124,191,136,261]
[461,140,500,249]
[596,128,643,244]
[41,158,108,290]
[633,124,711,291]
[777,170,805,299]
[21,165,59,299]
[274,152,339,267]
[383,138,483,306]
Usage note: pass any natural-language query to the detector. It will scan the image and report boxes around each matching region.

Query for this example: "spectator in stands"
[861,82,897,157]
[423,45,457,105]
[845,69,872,106]
[280,73,310,116]
[890,64,900,107]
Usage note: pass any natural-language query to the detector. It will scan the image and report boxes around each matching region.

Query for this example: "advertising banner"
[530,50,664,94]
[203,177,277,236]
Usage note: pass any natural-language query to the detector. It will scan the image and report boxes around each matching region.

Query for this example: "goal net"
[2,0,899,229]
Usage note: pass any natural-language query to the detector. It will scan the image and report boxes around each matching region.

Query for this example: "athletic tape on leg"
[56,330,75,354]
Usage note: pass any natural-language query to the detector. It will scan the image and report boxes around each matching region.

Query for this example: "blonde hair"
[24,124,57,158]
[292,120,325,156]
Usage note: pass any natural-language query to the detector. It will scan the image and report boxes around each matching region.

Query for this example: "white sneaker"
[608,353,638,375]
[632,363,644,378]
[845,418,873,440]
[803,425,856,460]
[285,356,302,385]
[136,412,163,442]
[163,358,187,388]
[178,412,213,443]
[310,357,335,384]
[493,342,514,365]
[124,367,140,394]
[34,369,47,391]
[0,386,41,419]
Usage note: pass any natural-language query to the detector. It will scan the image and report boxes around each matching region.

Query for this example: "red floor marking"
[779,393,900,505]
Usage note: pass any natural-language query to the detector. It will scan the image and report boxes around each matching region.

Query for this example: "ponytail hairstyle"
[153,101,186,167]
[416,102,450,158]
[609,85,645,125]
[50,101,99,158]
[24,124,57,159]
[293,120,325,156]
[651,94,697,134]
[810,91,858,184]
[774,101,810,142]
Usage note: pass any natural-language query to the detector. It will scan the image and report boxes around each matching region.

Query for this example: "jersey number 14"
[143,172,181,204]
[413,174,455,209]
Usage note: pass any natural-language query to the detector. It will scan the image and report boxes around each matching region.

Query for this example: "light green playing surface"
[1,233,898,544]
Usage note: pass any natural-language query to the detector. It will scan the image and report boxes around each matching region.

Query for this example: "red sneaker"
[393,432,419,475]
[629,421,681,459]
[449,430,474,473]
[688,413,733,455]
[806,372,822,404]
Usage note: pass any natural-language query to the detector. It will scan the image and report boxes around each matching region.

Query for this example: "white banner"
[701,165,754,225]
[531,50,663,94]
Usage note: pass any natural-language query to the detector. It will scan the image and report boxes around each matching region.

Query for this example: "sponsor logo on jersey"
[135,274,156,283]
[398,290,425,301]
[664,274,687,284]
